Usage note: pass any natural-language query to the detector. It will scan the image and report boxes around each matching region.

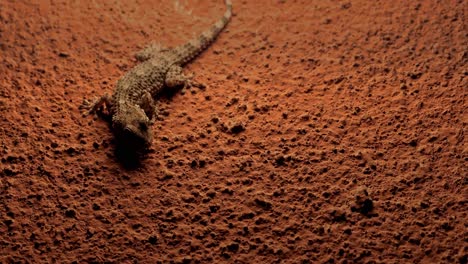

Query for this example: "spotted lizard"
[82,0,232,149]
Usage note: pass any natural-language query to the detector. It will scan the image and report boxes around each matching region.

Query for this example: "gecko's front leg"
[80,94,113,118]
[140,92,157,124]
[165,65,205,94]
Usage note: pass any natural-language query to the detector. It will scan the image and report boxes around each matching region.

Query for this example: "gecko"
[82,0,232,150]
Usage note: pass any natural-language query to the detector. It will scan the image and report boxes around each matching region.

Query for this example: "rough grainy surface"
[0,0,466,263]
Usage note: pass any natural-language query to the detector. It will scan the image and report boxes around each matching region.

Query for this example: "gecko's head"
[112,103,153,148]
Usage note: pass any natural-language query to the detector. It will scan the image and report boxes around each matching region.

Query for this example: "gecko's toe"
[79,98,96,116]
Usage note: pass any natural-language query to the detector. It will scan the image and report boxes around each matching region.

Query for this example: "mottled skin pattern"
[83,0,232,148]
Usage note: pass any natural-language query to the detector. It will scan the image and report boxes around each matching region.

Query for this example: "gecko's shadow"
[113,140,151,170]
[98,114,149,170]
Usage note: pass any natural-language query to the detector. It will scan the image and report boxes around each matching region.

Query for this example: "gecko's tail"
[173,0,232,65]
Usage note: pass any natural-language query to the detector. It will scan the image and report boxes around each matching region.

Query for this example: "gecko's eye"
[139,121,148,131]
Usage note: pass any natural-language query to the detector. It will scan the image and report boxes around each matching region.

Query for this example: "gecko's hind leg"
[165,65,205,94]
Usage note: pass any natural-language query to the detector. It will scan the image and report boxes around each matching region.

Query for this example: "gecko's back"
[113,0,232,106]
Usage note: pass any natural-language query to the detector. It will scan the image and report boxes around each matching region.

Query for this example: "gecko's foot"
[166,66,205,95]
[80,95,112,118]
[180,77,206,95]
[79,98,95,117]
[190,80,206,90]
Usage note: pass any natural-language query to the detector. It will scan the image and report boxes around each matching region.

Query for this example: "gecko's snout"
[122,123,153,145]
[138,121,149,131]
[112,102,154,148]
